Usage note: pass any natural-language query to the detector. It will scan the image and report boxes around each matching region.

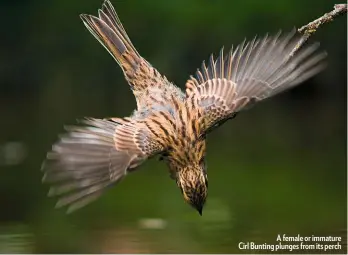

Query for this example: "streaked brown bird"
[41,0,326,215]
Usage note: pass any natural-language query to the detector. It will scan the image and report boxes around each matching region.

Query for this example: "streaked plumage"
[41,0,326,214]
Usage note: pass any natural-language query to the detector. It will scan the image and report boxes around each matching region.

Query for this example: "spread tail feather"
[80,0,142,75]
[80,0,174,99]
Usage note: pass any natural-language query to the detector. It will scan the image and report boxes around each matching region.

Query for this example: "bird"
[41,0,326,215]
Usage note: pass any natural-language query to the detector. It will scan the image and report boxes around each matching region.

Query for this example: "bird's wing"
[185,31,327,136]
[80,0,170,95]
[41,118,164,213]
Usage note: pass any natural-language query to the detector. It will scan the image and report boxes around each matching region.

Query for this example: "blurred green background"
[0,0,346,253]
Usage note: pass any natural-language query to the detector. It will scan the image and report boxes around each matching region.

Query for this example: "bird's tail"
[80,0,143,79]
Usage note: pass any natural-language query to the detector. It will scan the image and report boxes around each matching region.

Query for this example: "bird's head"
[167,135,208,215]
[176,166,208,215]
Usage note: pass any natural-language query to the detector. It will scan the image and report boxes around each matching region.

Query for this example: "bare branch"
[289,4,347,57]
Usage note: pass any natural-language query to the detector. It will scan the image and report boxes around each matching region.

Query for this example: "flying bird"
[41,0,326,215]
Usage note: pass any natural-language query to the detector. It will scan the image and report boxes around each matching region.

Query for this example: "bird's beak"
[198,208,203,216]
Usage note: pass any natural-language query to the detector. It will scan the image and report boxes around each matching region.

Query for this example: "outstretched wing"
[80,0,170,96]
[186,31,327,135]
[41,118,164,213]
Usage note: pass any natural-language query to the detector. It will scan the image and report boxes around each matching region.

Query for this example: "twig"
[289,4,347,57]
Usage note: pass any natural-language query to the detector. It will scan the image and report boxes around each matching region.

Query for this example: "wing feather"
[42,118,163,213]
[186,30,327,134]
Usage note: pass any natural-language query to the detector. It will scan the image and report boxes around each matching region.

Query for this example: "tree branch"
[289,4,347,57]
